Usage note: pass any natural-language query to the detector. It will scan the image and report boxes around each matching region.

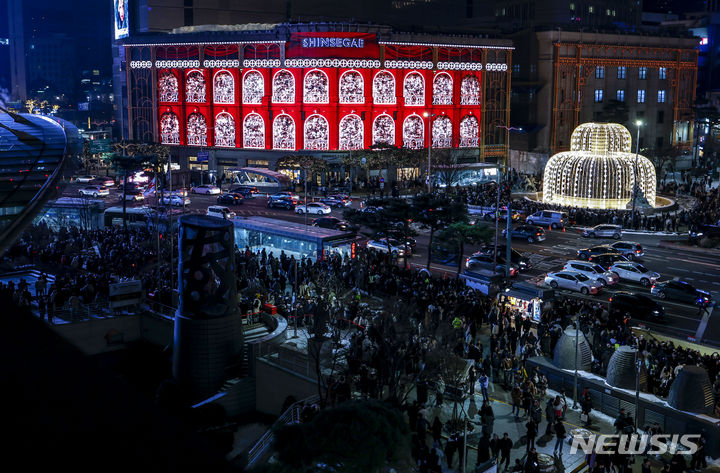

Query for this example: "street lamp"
[494,125,522,277]
[630,120,643,227]
[572,317,579,409]
[423,112,436,193]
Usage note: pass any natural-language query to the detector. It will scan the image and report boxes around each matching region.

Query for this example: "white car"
[366,239,409,256]
[295,202,331,215]
[563,260,619,286]
[191,184,221,195]
[609,262,660,286]
[161,195,190,206]
[544,271,602,295]
[206,205,235,220]
[76,175,97,183]
[78,185,109,197]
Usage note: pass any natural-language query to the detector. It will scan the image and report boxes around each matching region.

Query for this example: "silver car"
[609,262,660,286]
[582,224,623,239]
[544,271,602,295]
[366,239,408,256]
[563,260,619,286]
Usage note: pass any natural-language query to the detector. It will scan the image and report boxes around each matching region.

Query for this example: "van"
[525,210,568,229]
[206,205,236,220]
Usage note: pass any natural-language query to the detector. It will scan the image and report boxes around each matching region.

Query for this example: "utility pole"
[630,120,643,228]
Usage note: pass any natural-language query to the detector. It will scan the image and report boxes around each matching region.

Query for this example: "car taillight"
[651,285,656,290]
[636,249,641,253]
[609,297,613,302]
[536,232,541,235]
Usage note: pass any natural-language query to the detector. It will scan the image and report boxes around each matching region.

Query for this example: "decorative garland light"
[159,72,179,102]
[304,114,329,150]
[403,115,424,149]
[373,115,395,145]
[214,112,235,147]
[130,60,152,69]
[203,59,240,68]
[459,115,479,148]
[242,59,281,68]
[242,70,264,104]
[160,112,180,145]
[213,71,235,104]
[155,60,200,68]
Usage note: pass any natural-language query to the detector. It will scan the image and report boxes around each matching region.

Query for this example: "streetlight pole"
[630,120,643,228]
[634,346,641,431]
[572,318,579,409]
[423,112,436,193]
[495,125,522,277]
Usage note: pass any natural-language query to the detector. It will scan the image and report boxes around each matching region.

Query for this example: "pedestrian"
[490,433,500,461]
[511,384,523,420]
[481,399,495,436]
[526,418,537,452]
[477,433,491,465]
[553,420,566,456]
[545,398,555,436]
[468,397,479,420]
[499,432,513,471]
[479,370,490,402]
[445,434,456,469]
[431,416,443,445]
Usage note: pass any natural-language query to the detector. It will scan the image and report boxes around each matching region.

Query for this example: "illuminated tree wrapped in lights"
[339,71,364,103]
[460,75,480,105]
[372,115,395,146]
[304,114,329,150]
[304,70,329,103]
[185,71,206,103]
[243,113,264,148]
[214,112,235,147]
[159,72,179,102]
[187,113,207,146]
[339,114,363,150]
[213,71,234,104]
[160,112,180,144]
[404,72,425,106]
[403,115,424,149]
[543,122,657,210]
[373,71,395,104]
[272,70,295,103]
[242,70,263,104]
[459,115,479,148]
[432,116,452,148]
[433,73,453,105]
[273,114,295,150]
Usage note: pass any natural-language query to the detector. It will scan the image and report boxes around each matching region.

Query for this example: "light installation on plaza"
[460,75,480,105]
[339,70,364,103]
[159,72,179,102]
[273,114,295,150]
[186,70,206,103]
[213,71,234,104]
[304,114,329,150]
[160,112,180,144]
[373,114,395,145]
[403,114,424,149]
[403,72,425,106]
[214,112,235,147]
[243,113,265,148]
[373,71,396,104]
[433,73,453,105]
[543,122,656,210]
[187,112,207,146]
[272,70,295,103]
[304,70,329,103]
[339,114,363,150]
[459,115,479,148]
[243,70,264,104]
[432,115,452,148]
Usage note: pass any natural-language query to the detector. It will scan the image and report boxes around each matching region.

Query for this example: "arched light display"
[159,72,178,102]
[373,71,395,104]
[186,70,206,103]
[272,70,295,103]
[242,70,264,104]
[243,113,265,148]
[339,114,363,150]
[187,113,207,146]
[543,122,656,209]
[304,70,329,103]
[160,112,180,144]
[273,114,295,150]
[404,72,425,106]
[213,71,234,104]
[403,114,424,149]
[304,114,329,150]
[432,115,452,148]
[460,75,480,105]
[373,114,395,145]
[214,112,235,147]
[459,115,479,147]
[339,70,364,104]
[433,73,453,105]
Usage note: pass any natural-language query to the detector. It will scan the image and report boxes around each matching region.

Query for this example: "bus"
[103,206,179,232]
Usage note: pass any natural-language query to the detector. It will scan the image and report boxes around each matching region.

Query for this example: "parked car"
[650,280,712,306]
[544,271,602,295]
[608,262,660,286]
[576,245,622,260]
[269,192,300,202]
[563,260,619,286]
[587,253,629,269]
[161,195,191,206]
[295,202,331,215]
[206,205,235,220]
[78,185,109,198]
[312,217,350,231]
[123,189,145,201]
[608,292,666,321]
[525,210,568,229]
[267,197,296,210]
[76,175,97,183]
[366,238,409,256]
[610,241,644,260]
[191,184,221,195]
[466,253,519,277]
[217,193,244,206]
[90,177,115,187]
[502,225,546,243]
[582,224,623,239]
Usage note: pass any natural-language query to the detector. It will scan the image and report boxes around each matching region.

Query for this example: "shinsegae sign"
[302,37,365,48]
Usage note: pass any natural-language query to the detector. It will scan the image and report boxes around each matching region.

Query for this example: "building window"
[595,66,605,79]
[304,114,329,150]
[460,75,480,105]
[659,67,667,80]
[432,73,453,105]
[242,70,264,104]
[657,110,664,124]
[638,67,647,80]
[339,114,363,150]
[588,5,594,13]
[616,89,625,101]
[339,70,364,104]
[513,64,520,75]
[272,70,295,104]
[185,70,206,103]
[403,72,425,106]
[272,114,295,150]
[617,66,626,79]
[432,116,452,148]
[637,90,646,103]
[459,115,479,148]
[187,113,207,146]
[214,112,235,148]
[372,114,395,145]
[403,114,425,149]
[160,112,180,145]
[213,70,235,104]
[594,89,604,102]
[304,70,329,103]
[570,2,575,10]
[243,113,265,149]
[158,72,179,103]
[373,71,396,104]
[658,90,666,103]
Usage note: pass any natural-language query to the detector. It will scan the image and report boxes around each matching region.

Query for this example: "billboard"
[114,0,129,40]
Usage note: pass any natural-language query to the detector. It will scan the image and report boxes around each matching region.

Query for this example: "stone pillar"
[172,215,243,399]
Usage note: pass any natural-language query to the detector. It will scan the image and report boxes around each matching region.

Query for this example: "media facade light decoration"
[543,123,656,210]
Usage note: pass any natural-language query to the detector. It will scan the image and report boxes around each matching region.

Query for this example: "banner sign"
[286,32,379,59]
[109,280,143,308]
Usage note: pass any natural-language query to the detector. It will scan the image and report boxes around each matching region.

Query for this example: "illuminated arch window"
[433,73,453,105]
[185,70,206,103]
[304,114,329,150]
[372,114,395,145]
[158,72,178,102]
[242,70,264,104]
[160,112,180,145]
[403,114,424,149]
[214,112,235,148]
[403,72,425,106]
[273,114,295,150]
[339,114,363,150]
[187,113,207,146]
[213,70,234,104]
[432,116,452,148]
[460,75,480,105]
[459,115,479,148]
[272,70,295,104]
[339,70,364,104]
[304,70,329,103]
[243,113,265,149]
[373,71,396,104]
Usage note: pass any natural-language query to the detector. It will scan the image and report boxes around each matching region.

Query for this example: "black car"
[608,292,666,322]
[502,225,546,243]
[651,280,712,307]
[229,186,258,198]
[689,224,720,245]
[577,245,622,260]
[216,193,244,206]
[375,230,416,249]
[267,197,295,210]
[587,253,629,269]
[312,217,350,231]
[478,245,531,271]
